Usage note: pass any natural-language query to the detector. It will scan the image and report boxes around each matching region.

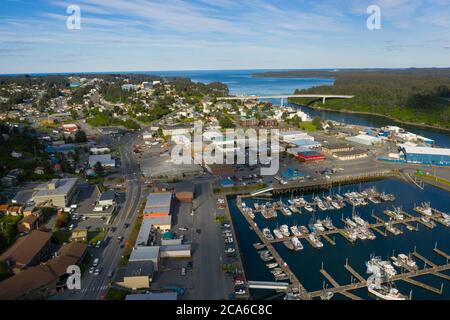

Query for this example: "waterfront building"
[400,145,450,166]
[346,134,383,146]
[296,151,326,162]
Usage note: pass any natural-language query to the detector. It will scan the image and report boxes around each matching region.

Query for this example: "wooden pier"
[236,196,310,299]
[309,250,450,299]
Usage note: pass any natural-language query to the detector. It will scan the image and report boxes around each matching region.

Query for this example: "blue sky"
[0,0,449,74]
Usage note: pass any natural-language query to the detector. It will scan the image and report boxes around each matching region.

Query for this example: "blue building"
[400,145,450,166]
[219,179,235,188]
[281,168,305,181]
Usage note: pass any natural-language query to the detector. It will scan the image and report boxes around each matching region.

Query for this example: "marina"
[228,178,450,300]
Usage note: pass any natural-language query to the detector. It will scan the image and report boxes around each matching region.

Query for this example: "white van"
[93,258,99,267]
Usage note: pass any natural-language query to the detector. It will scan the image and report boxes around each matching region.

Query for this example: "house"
[70,229,88,242]
[119,261,154,290]
[17,214,41,233]
[98,190,116,207]
[0,242,87,300]
[0,230,53,274]
[88,154,116,168]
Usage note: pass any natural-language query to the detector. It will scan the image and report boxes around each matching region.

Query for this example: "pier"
[309,250,450,299]
[236,196,310,299]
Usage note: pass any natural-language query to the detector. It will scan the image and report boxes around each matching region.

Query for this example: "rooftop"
[129,246,160,261]
[0,230,52,267]
[401,145,450,156]
[124,261,154,278]
[34,178,78,198]
[145,192,173,209]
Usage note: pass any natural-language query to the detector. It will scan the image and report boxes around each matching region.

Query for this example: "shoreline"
[290,102,450,133]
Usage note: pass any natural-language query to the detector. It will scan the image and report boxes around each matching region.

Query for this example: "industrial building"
[278,130,314,143]
[88,154,116,168]
[119,261,154,290]
[322,143,354,153]
[296,151,326,162]
[333,150,368,161]
[346,134,383,146]
[174,182,195,203]
[400,145,450,166]
[33,178,78,207]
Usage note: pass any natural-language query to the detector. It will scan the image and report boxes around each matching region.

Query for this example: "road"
[192,182,229,300]
[62,131,144,300]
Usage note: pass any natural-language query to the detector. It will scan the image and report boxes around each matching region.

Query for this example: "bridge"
[217,94,354,105]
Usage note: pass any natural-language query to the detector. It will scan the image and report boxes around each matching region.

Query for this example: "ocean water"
[228,179,450,300]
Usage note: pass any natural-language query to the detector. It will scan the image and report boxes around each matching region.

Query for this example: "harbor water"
[227,178,450,300]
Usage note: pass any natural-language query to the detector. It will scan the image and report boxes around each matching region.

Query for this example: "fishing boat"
[291,237,304,251]
[368,283,408,300]
[323,217,335,230]
[308,233,324,248]
[353,214,368,226]
[262,228,275,241]
[283,240,295,250]
[266,262,278,269]
[414,202,432,216]
[317,201,328,211]
[273,228,284,240]
[300,225,309,235]
[313,220,326,232]
[345,218,358,228]
[290,225,302,237]
[304,204,314,213]
[289,205,300,213]
[280,225,290,237]
[253,243,265,250]
[281,207,292,216]
[384,207,404,220]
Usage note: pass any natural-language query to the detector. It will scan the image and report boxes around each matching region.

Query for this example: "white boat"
[273,228,284,239]
[317,202,328,211]
[262,228,275,241]
[345,218,357,228]
[266,263,278,269]
[323,217,335,230]
[353,215,368,226]
[290,225,302,237]
[291,237,304,251]
[314,220,325,232]
[368,283,408,300]
[293,197,306,206]
[308,233,324,248]
[414,202,432,216]
[331,201,341,210]
[289,205,299,213]
[280,225,290,237]
[281,207,292,216]
[304,204,314,212]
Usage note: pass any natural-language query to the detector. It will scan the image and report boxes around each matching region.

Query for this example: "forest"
[254,69,450,129]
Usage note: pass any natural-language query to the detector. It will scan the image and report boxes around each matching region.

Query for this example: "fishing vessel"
[380,193,396,202]
[345,218,357,228]
[291,237,304,251]
[308,233,324,248]
[391,254,418,271]
[384,207,404,220]
[368,283,408,300]
[313,220,326,232]
[353,214,368,226]
[289,205,300,213]
[323,217,335,230]
[414,202,432,216]
[283,240,295,250]
[266,262,278,269]
[385,221,402,235]
[304,204,314,212]
[280,225,290,237]
[290,225,302,237]
[262,228,275,241]
[253,243,265,250]
[273,228,284,240]
[281,207,292,216]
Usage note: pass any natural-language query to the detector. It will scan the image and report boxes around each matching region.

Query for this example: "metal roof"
[401,145,450,156]
[145,192,172,208]
[129,246,160,261]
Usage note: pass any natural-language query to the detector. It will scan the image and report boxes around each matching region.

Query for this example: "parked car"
[181,267,186,276]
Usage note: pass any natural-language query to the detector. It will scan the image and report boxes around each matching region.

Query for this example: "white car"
[89,267,95,274]
[94,268,101,276]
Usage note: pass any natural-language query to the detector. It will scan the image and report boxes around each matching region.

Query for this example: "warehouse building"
[33,178,78,208]
[296,151,326,162]
[346,134,383,146]
[119,261,154,290]
[333,150,368,161]
[88,154,116,168]
[277,130,314,143]
[400,145,450,166]
[322,143,354,153]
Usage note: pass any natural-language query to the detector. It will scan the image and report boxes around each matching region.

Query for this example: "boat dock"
[310,250,450,299]
[236,196,310,299]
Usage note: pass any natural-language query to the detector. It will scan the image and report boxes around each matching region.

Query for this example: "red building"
[61,124,79,133]
[296,151,326,162]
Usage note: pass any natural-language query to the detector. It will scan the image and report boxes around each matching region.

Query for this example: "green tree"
[94,162,104,175]
[75,130,87,143]
[219,116,235,129]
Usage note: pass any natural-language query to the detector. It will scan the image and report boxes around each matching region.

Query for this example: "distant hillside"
[254,69,450,129]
